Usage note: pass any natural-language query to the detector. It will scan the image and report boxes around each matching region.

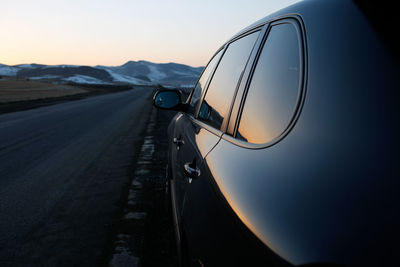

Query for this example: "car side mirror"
[153,89,188,112]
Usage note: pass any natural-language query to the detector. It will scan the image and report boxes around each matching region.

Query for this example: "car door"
[175,28,265,266]
[189,18,306,266]
[169,48,224,254]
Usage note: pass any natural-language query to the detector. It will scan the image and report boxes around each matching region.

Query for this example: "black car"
[153,0,400,266]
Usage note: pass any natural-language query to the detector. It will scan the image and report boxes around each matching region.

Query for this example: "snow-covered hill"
[0,64,20,76]
[0,61,203,87]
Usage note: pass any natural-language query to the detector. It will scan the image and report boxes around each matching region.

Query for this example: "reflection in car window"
[188,50,223,115]
[198,31,260,130]
[237,23,300,144]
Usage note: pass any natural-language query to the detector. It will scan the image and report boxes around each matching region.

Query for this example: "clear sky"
[1,0,301,67]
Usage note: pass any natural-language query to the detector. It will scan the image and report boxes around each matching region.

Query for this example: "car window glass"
[237,23,300,144]
[198,31,259,130]
[188,50,223,115]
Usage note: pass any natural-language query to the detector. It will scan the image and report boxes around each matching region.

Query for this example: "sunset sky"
[1,0,300,67]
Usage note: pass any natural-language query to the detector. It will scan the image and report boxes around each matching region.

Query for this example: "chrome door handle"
[184,162,201,178]
[173,137,184,150]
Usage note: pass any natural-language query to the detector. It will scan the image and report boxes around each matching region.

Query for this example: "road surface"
[0,87,154,266]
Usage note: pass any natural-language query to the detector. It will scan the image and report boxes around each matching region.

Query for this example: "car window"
[198,31,260,130]
[188,49,223,115]
[237,23,301,144]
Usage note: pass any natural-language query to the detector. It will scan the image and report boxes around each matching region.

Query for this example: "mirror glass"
[154,91,180,109]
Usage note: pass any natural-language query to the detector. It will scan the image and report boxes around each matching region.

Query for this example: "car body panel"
[203,0,400,266]
[167,112,221,233]
[165,0,400,266]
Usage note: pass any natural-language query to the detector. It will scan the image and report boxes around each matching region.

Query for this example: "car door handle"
[173,137,185,146]
[184,162,201,178]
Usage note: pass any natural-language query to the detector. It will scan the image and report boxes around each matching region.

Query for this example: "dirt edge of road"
[99,106,178,267]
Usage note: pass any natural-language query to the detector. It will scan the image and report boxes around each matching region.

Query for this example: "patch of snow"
[15,64,36,69]
[128,189,136,201]
[134,168,150,175]
[131,180,142,188]
[124,212,146,220]
[109,247,139,267]
[0,65,19,76]
[172,70,193,76]
[136,160,152,165]
[141,142,154,151]
[179,84,196,88]
[146,64,167,82]
[127,200,137,206]
[143,136,154,143]
[163,84,195,89]
[30,75,60,80]
[117,234,131,240]
[102,68,149,85]
[63,75,109,84]
[162,85,177,89]
[44,64,80,69]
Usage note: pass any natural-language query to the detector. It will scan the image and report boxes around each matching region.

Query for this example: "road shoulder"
[104,107,178,267]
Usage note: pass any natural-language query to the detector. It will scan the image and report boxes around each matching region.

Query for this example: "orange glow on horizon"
[1,0,301,67]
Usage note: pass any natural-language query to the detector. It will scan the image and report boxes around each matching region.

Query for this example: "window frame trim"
[221,26,266,133]
[223,15,308,149]
[193,26,264,130]
[225,24,269,135]
[187,47,225,107]
[192,46,227,118]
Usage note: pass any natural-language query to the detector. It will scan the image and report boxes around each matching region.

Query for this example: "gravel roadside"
[103,107,178,267]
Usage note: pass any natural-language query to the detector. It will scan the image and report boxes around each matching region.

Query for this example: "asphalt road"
[0,87,154,266]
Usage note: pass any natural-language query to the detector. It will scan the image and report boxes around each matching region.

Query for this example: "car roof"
[228,0,347,41]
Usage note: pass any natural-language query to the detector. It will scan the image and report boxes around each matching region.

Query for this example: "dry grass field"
[0,77,88,103]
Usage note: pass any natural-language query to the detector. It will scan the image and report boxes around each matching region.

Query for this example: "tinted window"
[188,50,223,114]
[237,23,301,144]
[198,31,259,130]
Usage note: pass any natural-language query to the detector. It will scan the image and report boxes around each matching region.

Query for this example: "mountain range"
[0,61,204,88]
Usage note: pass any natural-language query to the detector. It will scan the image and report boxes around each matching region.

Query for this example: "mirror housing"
[153,89,188,112]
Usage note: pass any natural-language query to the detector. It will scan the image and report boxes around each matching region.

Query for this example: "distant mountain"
[96,60,204,87]
[0,61,204,87]
[0,64,20,76]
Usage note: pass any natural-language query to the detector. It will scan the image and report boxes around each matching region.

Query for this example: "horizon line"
[0,60,205,69]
